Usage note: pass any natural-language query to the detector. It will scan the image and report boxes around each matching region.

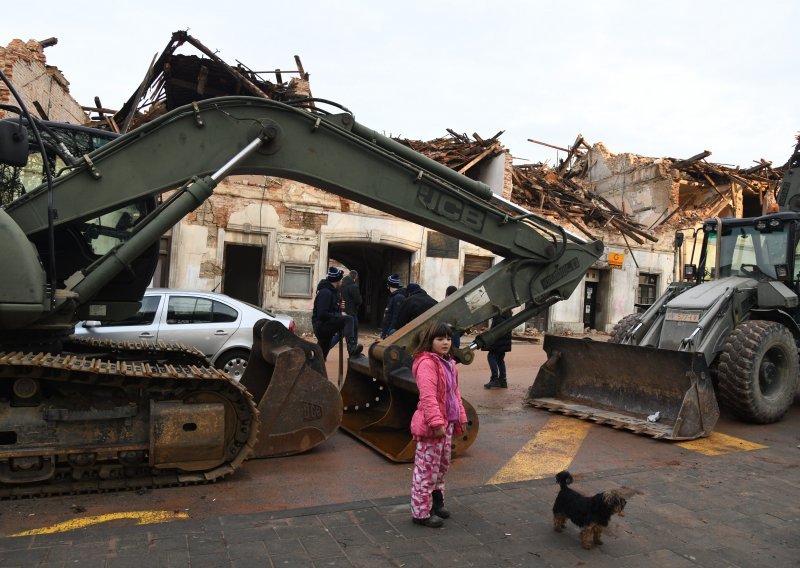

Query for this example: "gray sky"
[3,0,797,168]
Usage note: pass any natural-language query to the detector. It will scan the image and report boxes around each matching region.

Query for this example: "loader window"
[719,224,789,280]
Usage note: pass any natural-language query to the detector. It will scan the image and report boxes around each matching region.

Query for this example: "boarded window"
[463,254,494,285]
[426,232,459,259]
[280,263,313,298]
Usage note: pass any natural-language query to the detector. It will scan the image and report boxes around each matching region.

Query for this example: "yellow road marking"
[9,510,189,537]
[488,416,591,484]
[676,431,767,456]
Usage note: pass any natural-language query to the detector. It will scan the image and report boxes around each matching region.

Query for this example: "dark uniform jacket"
[340,276,362,318]
[395,287,437,329]
[485,311,513,353]
[312,280,344,332]
[381,288,406,337]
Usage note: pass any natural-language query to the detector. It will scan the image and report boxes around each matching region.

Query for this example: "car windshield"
[702,223,789,280]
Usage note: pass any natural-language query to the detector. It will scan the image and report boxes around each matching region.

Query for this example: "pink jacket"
[410,351,468,441]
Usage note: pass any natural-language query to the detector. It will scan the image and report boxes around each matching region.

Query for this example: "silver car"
[73,288,295,380]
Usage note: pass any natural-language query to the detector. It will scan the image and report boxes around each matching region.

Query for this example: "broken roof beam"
[528,138,570,153]
[178,32,269,100]
[673,150,712,169]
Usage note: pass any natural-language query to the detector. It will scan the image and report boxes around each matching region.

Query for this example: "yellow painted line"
[488,416,591,484]
[676,431,767,456]
[9,510,190,537]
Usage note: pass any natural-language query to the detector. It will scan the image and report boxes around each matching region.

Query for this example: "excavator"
[526,140,800,440]
[0,72,603,495]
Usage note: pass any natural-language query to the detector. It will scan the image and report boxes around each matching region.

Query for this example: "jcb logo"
[302,402,323,420]
[417,186,486,232]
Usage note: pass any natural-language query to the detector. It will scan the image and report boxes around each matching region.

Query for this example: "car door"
[75,294,163,342]
[155,294,241,359]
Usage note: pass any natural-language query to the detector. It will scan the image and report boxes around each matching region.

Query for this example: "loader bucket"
[240,319,343,458]
[339,344,479,462]
[525,335,719,440]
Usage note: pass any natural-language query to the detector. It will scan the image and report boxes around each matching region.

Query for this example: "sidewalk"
[1,447,797,567]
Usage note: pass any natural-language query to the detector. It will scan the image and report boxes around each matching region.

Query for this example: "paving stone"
[299,533,345,559]
[310,556,354,567]
[266,537,309,558]
[327,524,373,548]
[226,539,267,560]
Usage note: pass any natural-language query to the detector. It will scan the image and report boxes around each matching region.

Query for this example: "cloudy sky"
[3,0,796,168]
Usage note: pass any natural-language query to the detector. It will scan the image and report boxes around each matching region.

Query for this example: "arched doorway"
[327,241,411,331]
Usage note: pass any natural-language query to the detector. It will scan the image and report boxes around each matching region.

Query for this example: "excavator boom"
[0,93,604,493]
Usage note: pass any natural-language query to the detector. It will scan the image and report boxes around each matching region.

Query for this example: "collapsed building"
[0,33,785,334]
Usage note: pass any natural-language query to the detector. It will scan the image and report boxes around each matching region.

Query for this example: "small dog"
[552,470,626,549]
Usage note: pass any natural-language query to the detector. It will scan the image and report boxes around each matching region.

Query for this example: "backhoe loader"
[0,68,604,494]
[526,141,800,440]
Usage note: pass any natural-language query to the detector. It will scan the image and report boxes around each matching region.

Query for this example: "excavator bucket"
[525,335,719,440]
[339,344,479,462]
[240,320,342,458]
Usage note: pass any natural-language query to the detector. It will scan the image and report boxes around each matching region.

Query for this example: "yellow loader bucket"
[240,320,342,458]
[525,335,719,440]
[339,344,479,462]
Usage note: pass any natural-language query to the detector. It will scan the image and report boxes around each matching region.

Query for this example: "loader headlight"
[775,264,789,279]
[683,264,697,280]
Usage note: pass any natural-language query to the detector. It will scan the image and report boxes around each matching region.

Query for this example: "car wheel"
[214,349,250,382]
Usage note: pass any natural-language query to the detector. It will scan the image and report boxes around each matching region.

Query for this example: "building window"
[463,254,494,285]
[280,263,313,298]
[637,273,659,308]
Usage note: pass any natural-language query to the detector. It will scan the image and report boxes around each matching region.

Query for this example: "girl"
[410,321,469,527]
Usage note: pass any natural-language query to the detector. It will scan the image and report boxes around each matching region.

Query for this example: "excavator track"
[0,349,259,499]
[64,337,211,367]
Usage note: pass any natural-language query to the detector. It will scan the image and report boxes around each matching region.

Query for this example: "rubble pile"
[396,129,505,176]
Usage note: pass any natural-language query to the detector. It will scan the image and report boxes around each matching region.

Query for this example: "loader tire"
[609,314,640,344]
[716,320,799,423]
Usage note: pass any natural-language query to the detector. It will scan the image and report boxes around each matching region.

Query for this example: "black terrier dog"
[552,470,627,549]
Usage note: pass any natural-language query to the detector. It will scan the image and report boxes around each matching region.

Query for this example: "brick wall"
[0,39,86,123]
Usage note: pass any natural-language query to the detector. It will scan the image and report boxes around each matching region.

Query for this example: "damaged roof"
[84,30,785,237]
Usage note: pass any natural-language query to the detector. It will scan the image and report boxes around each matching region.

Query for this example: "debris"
[647,411,661,423]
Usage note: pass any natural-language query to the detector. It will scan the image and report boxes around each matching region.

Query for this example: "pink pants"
[411,422,453,519]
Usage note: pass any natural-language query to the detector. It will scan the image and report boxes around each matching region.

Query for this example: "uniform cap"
[406,283,421,294]
[327,266,344,282]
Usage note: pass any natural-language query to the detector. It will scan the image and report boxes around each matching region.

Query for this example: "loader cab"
[694,214,799,287]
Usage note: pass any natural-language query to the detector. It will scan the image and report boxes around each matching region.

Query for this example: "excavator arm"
[1,96,603,467]
[4,97,600,327]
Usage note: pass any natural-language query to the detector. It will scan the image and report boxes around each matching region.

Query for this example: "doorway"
[223,243,264,305]
[583,281,597,330]
[327,241,411,330]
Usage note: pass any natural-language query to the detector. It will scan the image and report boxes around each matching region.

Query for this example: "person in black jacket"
[380,273,406,339]
[331,270,361,349]
[395,283,437,329]
[336,270,362,345]
[484,309,513,389]
[312,266,363,360]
